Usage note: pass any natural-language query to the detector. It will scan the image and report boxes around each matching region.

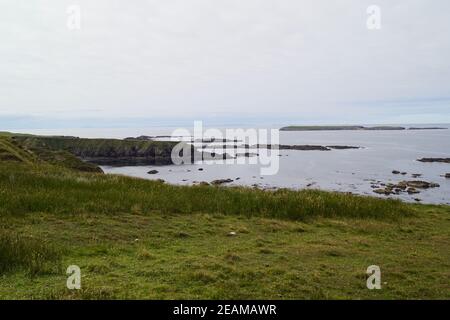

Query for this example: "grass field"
[0,135,449,299]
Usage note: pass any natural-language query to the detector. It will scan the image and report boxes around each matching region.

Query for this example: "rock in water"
[373,189,391,195]
[211,179,234,185]
[372,180,440,196]
[147,170,159,174]
[407,187,420,194]
[401,181,440,189]
[417,158,450,163]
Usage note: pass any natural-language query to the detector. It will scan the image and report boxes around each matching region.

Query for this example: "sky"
[1,0,450,129]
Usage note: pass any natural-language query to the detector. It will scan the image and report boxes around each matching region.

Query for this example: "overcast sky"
[1,0,450,128]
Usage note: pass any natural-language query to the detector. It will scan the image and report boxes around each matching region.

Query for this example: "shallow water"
[95,127,450,205]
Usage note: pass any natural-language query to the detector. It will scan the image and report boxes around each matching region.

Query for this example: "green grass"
[0,145,449,299]
[0,205,448,299]
[0,162,410,221]
[0,137,35,164]
[0,231,62,276]
[0,136,102,172]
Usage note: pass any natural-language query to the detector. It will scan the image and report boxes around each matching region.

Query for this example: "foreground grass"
[0,232,62,276]
[1,207,449,299]
[0,162,449,299]
[0,162,409,221]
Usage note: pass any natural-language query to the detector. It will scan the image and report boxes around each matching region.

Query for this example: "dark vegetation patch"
[0,231,62,276]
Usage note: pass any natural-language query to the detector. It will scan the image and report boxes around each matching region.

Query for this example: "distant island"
[280,125,447,131]
[409,127,448,130]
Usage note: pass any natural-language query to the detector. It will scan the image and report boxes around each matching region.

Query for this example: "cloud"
[1,0,449,125]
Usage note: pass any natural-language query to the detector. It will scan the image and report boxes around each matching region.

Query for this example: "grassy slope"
[0,136,449,299]
[0,136,102,173]
[0,137,35,164]
[0,158,449,299]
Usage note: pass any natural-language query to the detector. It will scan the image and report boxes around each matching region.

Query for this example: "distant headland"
[280,125,448,131]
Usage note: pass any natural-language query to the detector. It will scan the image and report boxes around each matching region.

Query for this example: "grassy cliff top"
[0,135,102,173]
[14,135,178,157]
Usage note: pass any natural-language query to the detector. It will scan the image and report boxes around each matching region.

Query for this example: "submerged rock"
[236,152,259,157]
[373,189,391,195]
[407,187,420,195]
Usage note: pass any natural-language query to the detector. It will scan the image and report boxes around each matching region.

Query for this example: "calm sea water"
[17,125,450,205]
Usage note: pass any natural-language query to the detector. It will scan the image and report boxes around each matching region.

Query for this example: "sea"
[14,124,450,205]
